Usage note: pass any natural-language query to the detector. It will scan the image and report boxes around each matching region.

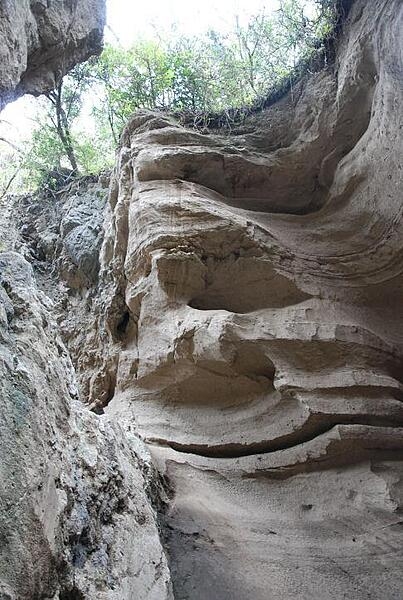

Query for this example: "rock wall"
[0,1,173,598]
[0,251,172,599]
[1,0,403,598]
[0,0,106,109]
[0,185,173,600]
[89,0,401,597]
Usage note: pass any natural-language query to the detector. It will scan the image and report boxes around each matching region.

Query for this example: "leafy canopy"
[1,0,337,195]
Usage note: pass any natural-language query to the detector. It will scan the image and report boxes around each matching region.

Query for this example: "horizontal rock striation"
[81,0,401,597]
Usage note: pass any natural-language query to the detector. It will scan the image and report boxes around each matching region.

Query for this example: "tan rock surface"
[81,0,402,597]
[1,0,402,598]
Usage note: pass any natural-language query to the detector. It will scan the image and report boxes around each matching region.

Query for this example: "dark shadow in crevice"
[116,310,130,339]
[153,414,402,460]
[59,588,85,600]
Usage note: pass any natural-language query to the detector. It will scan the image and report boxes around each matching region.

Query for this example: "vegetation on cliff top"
[0,0,342,196]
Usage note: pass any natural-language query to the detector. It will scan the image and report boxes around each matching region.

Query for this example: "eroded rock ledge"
[93,0,402,597]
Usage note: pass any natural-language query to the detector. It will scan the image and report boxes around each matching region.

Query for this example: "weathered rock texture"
[86,0,401,597]
[0,1,173,598]
[0,0,106,110]
[0,248,173,600]
[1,0,403,598]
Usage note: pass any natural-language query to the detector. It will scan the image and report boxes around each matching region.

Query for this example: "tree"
[1,1,337,195]
[46,81,78,172]
[20,60,115,191]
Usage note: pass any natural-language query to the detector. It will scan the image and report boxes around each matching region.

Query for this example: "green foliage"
[74,134,114,175]
[5,62,115,195]
[91,0,337,135]
[25,126,64,180]
[1,0,337,195]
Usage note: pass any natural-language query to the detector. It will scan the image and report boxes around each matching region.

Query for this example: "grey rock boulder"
[0,0,106,109]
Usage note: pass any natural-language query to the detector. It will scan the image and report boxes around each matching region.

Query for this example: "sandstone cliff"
[1,0,403,599]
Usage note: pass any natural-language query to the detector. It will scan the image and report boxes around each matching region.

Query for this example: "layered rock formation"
[1,0,403,598]
[90,0,401,597]
[0,0,106,109]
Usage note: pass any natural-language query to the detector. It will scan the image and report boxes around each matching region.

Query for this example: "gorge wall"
[0,2,173,599]
[1,0,403,598]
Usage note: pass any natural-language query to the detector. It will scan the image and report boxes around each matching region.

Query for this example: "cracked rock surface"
[0,251,172,599]
[0,0,174,598]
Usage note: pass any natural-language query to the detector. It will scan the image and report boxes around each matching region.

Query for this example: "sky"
[0,0,277,144]
[105,0,276,45]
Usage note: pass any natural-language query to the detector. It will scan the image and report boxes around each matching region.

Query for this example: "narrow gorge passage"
[0,0,402,599]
